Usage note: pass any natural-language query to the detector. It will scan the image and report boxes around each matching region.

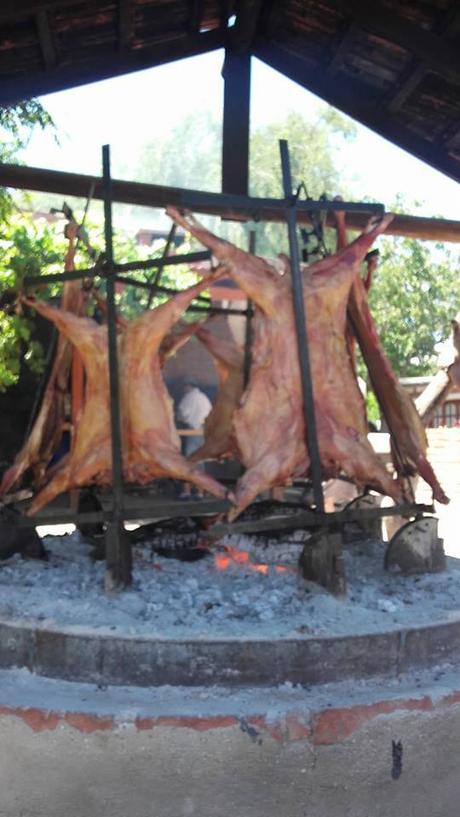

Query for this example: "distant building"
[400,376,460,428]
[135,228,185,247]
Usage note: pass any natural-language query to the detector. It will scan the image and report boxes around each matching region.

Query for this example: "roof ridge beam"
[35,8,57,69]
[118,0,134,52]
[228,0,264,54]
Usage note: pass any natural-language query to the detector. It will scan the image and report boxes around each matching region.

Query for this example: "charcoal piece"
[298,530,346,596]
[0,507,47,561]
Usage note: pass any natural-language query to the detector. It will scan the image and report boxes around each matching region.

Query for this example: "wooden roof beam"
[326,20,358,77]
[0,0,80,24]
[0,29,224,106]
[387,63,426,114]
[188,0,204,33]
[118,0,134,52]
[340,0,460,85]
[35,8,56,69]
[228,0,264,54]
[254,42,460,184]
[1,162,460,243]
[386,4,460,114]
[439,121,460,151]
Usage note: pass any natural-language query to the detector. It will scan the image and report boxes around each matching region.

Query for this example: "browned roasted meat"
[119,282,227,498]
[159,320,202,364]
[189,320,244,462]
[167,208,402,519]
[334,208,449,504]
[23,278,227,515]
[20,300,113,515]
[347,279,448,503]
[0,225,89,497]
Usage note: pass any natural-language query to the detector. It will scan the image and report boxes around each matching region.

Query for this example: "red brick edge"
[0,689,458,744]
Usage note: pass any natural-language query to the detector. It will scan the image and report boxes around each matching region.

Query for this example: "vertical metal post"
[146,222,177,308]
[222,50,251,195]
[102,144,132,590]
[243,230,255,387]
[279,140,324,512]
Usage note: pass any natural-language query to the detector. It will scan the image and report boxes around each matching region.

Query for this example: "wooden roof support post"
[221,50,251,196]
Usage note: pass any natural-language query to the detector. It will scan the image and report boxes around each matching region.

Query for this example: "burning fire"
[214,547,288,575]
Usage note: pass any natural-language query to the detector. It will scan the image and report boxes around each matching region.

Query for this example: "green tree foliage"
[0,101,55,389]
[0,100,53,158]
[134,111,221,191]
[368,236,460,377]
[0,213,68,389]
[250,109,356,199]
[132,108,357,253]
[130,109,460,383]
[0,101,53,218]
[249,110,356,254]
[0,219,59,386]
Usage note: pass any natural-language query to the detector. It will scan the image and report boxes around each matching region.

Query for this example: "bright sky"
[19,50,459,220]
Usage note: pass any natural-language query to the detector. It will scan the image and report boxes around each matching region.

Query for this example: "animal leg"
[27,464,72,516]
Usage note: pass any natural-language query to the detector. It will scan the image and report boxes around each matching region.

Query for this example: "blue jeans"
[182,433,204,458]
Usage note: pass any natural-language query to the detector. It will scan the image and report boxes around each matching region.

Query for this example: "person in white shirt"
[176,381,213,499]
[177,381,212,455]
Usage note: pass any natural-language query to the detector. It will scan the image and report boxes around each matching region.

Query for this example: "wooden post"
[222,50,251,195]
[102,144,132,591]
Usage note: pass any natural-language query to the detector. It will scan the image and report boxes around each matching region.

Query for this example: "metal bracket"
[384,516,445,574]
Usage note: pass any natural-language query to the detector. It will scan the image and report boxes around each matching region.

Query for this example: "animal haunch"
[167,208,411,520]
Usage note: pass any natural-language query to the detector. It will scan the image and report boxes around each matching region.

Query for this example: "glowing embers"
[214,545,291,576]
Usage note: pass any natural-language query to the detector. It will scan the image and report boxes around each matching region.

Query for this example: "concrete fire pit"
[2,529,460,816]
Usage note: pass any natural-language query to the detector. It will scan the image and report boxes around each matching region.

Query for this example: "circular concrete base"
[2,614,460,687]
[1,665,460,817]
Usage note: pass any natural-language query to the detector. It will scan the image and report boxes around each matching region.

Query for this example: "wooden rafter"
[229,0,264,54]
[386,3,460,114]
[341,0,460,86]
[0,0,78,23]
[118,0,134,52]
[326,20,358,76]
[188,0,204,32]
[219,0,231,30]
[254,42,460,183]
[439,120,460,150]
[0,29,224,107]
[35,9,56,69]
[387,63,426,114]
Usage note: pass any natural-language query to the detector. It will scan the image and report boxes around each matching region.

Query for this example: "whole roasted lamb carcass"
[167,207,448,520]
[0,223,89,497]
[22,276,228,515]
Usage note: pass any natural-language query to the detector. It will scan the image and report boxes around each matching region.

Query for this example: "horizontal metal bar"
[114,275,212,304]
[116,250,211,275]
[207,502,434,537]
[181,190,384,216]
[13,497,433,532]
[112,276,249,314]
[23,250,211,286]
[16,498,231,527]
